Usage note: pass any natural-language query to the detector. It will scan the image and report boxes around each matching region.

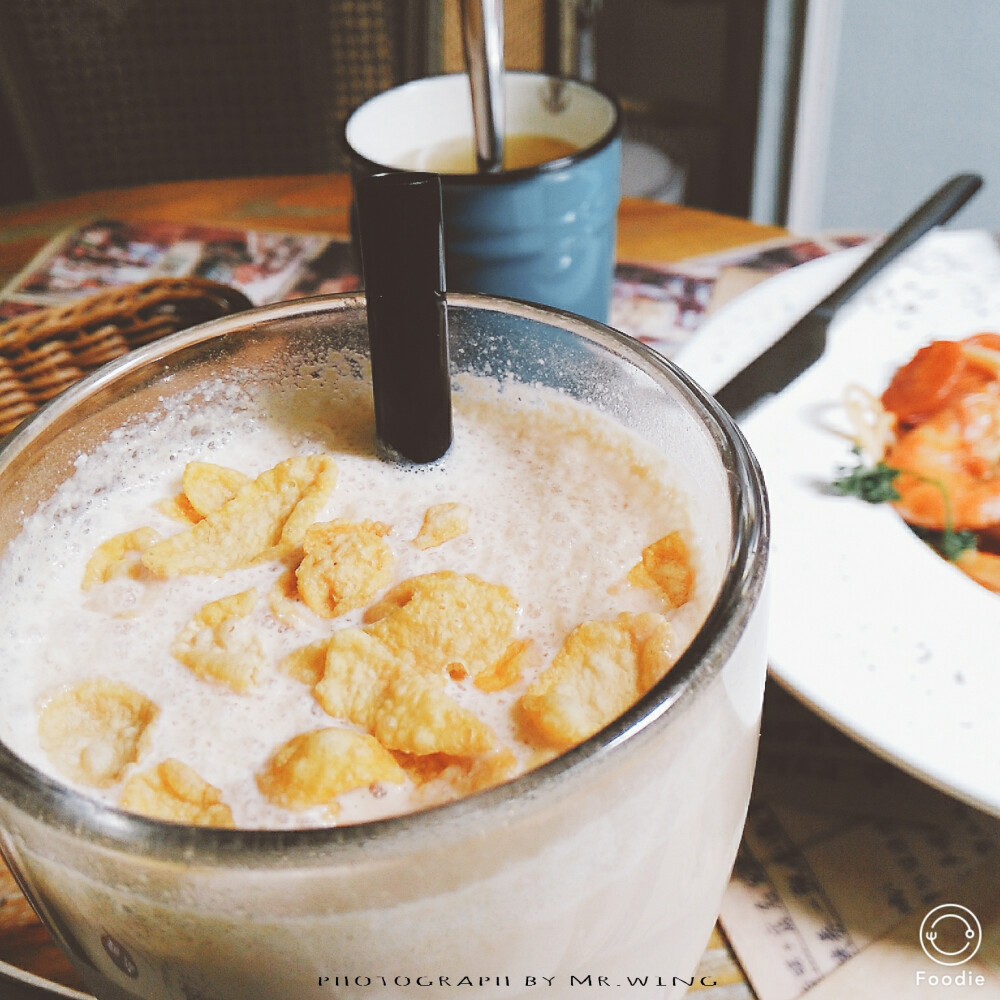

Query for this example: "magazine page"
[609,231,875,358]
[0,218,874,361]
[0,219,360,311]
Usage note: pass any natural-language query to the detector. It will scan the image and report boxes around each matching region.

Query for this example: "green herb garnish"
[831,448,977,562]
[938,529,977,561]
[912,525,978,562]
[831,449,901,504]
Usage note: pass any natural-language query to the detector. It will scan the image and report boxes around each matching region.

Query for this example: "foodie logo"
[919,904,982,966]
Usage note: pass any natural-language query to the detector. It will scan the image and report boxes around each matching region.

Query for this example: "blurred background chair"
[542,0,766,215]
[0,0,768,217]
[0,0,435,199]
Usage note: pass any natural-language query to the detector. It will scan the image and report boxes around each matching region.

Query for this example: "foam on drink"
[0,360,709,830]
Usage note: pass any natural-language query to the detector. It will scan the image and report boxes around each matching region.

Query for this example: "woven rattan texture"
[0,278,252,436]
[1,0,403,193]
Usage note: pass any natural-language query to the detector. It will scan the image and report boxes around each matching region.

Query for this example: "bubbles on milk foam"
[0,369,704,827]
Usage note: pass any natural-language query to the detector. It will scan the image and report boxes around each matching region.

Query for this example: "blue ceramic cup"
[344,72,622,322]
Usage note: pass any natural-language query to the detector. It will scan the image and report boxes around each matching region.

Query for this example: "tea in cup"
[401,132,580,173]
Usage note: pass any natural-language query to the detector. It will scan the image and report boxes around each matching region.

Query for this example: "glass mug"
[0,293,768,1000]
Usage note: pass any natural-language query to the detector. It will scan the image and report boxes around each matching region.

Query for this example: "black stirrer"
[355,171,453,463]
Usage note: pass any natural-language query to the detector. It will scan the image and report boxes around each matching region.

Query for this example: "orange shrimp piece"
[882,337,998,426]
[959,332,1000,381]
[953,549,1000,592]
[965,332,1000,352]
[885,381,1000,530]
[882,340,968,426]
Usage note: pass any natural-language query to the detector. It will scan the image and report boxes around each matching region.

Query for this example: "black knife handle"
[816,172,983,316]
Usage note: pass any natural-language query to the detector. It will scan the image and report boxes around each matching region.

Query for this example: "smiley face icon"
[919,904,982,966]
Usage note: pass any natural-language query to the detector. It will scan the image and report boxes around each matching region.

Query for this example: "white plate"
[674,229,1000,816]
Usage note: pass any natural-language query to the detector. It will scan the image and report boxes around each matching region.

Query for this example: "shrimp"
[882,333,1000,427]
[885,380,1000,531]
[849,333,1000,593]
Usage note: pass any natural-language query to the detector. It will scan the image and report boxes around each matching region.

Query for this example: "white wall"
[756,0,1000,233]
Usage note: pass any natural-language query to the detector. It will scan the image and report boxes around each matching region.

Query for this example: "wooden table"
[0,174,783,996]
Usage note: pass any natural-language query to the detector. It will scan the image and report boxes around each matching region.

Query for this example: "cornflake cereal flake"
[81,527,160,590]
[257,727,406,812]
[629,531,695,609]
[120,758,235,827]
[295,519,393,618]
[517,612,677,749]
[142,455,337,576]
[314,628,497,757]
[413,502,471,549]
[171,589,266,693]
[38,678,158,788]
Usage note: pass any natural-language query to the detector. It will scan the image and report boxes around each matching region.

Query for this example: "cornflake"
[268,567,306,627]
[517,612,676,750]
[628,531,694,609]
[395,747,520,798]
[280,637,330,687]
[474,639,536,693]
[257,727,406,812]
[365,571,518,678]
[157,493,202,524]
[172,589,266,693]
[182,462,251,518]
[142,455,337,576]
[82,527,160,590]
[38,679,158,788]
[413,502,470,549]
[296,519,393,618]
[314,628,497,757]
[120,758,235,827]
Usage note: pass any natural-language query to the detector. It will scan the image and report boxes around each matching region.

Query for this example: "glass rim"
[343,71,623,185]
[0,291,768,865]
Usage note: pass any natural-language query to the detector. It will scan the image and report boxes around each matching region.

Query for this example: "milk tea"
[0,366,708,830]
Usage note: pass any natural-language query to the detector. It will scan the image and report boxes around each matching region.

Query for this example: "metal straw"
[460,0,505,172]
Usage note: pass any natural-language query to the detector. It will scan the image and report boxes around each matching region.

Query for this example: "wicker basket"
[0,278,253,437]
